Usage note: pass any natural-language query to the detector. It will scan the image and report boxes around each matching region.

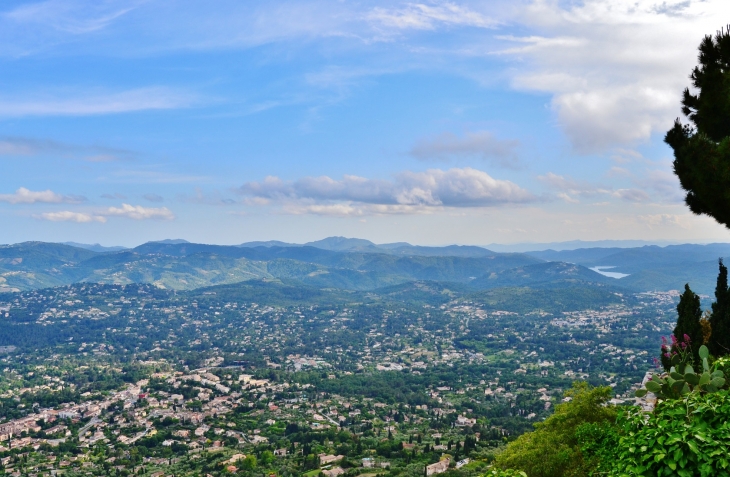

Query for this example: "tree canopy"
[493,382,616,477]
[666,27,730,228]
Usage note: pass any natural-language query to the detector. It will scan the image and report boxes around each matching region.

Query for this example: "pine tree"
[666,28,730,228]
[710,258,730,356]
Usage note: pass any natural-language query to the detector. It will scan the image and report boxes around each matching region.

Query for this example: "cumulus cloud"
[0,187,86,204]
[34,203,175,224]
[538,172,649,202]
[238,167,535,215]
[104,203,174,220]
[410,131,520,168]
[36,211,106,223]
[498,0,727,153]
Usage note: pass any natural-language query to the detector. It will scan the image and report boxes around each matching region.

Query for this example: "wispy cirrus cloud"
[238,167,535,216]
[0,87,196,117]
[0,136,135,161]
[367,2,498,31]
[0,187,86,204]
[3,0,143,35]
[410,130,520,168]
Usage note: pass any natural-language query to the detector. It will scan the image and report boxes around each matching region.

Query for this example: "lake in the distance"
[590,266,630,279]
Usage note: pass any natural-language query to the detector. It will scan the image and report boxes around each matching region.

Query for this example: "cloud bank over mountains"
[238,167,535,216]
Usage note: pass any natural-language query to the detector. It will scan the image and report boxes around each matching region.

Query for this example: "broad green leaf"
[687,440,699,454]
[686,373,700,385]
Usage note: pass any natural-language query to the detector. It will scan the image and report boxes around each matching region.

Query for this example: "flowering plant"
[637,343,726,400]
[660,334,693,371]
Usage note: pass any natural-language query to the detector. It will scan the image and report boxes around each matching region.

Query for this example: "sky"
[2,0,730,247]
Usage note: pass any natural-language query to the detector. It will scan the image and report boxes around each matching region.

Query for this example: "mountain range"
[0,237,727,297]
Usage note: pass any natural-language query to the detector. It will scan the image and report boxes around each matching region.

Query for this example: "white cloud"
[36,211,106,223]
[368,2,498,31]
[0,136,135,161]
[104,203,175,220]
[282,203,435,217]
[0,187,85,204]
[642,168,684,203]
[498,0,730,152]
[34,203,175,224]
[410,131,520,168]
[0,87,196,117]
[538,172,650,203]
[3,0,142,35]
[638,213,688,229]
[239,167,535,214]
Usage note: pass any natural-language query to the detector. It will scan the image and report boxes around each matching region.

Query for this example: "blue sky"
[1,0,730,247]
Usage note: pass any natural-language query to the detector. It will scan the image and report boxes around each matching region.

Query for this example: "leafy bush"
[610,390,730,476]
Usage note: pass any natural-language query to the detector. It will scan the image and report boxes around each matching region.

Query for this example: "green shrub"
[610,390,730,476]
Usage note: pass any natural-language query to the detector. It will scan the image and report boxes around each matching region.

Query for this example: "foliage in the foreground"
[493,382,616,477]
[609,390,730,476]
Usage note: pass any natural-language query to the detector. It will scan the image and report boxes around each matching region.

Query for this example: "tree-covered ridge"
[4,241,730,295]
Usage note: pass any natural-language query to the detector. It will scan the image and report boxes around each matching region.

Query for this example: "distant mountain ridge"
[62,242,128,253]
[239,236,497,258]
[0,237,725,295]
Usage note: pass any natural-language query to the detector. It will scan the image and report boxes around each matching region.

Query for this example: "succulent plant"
[636,345,726,399]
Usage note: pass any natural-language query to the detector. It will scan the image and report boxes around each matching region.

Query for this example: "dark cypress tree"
[710,258,730,356]
[673,283,703,361]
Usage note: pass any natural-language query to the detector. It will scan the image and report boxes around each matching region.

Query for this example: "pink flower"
[671,335,678,344]
[681,342,687,349]
[684,334,691,343]
[664,353,671,358]
[662,336,668,344]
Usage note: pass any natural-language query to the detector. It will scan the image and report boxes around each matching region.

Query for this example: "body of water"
[589,266,630,279]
